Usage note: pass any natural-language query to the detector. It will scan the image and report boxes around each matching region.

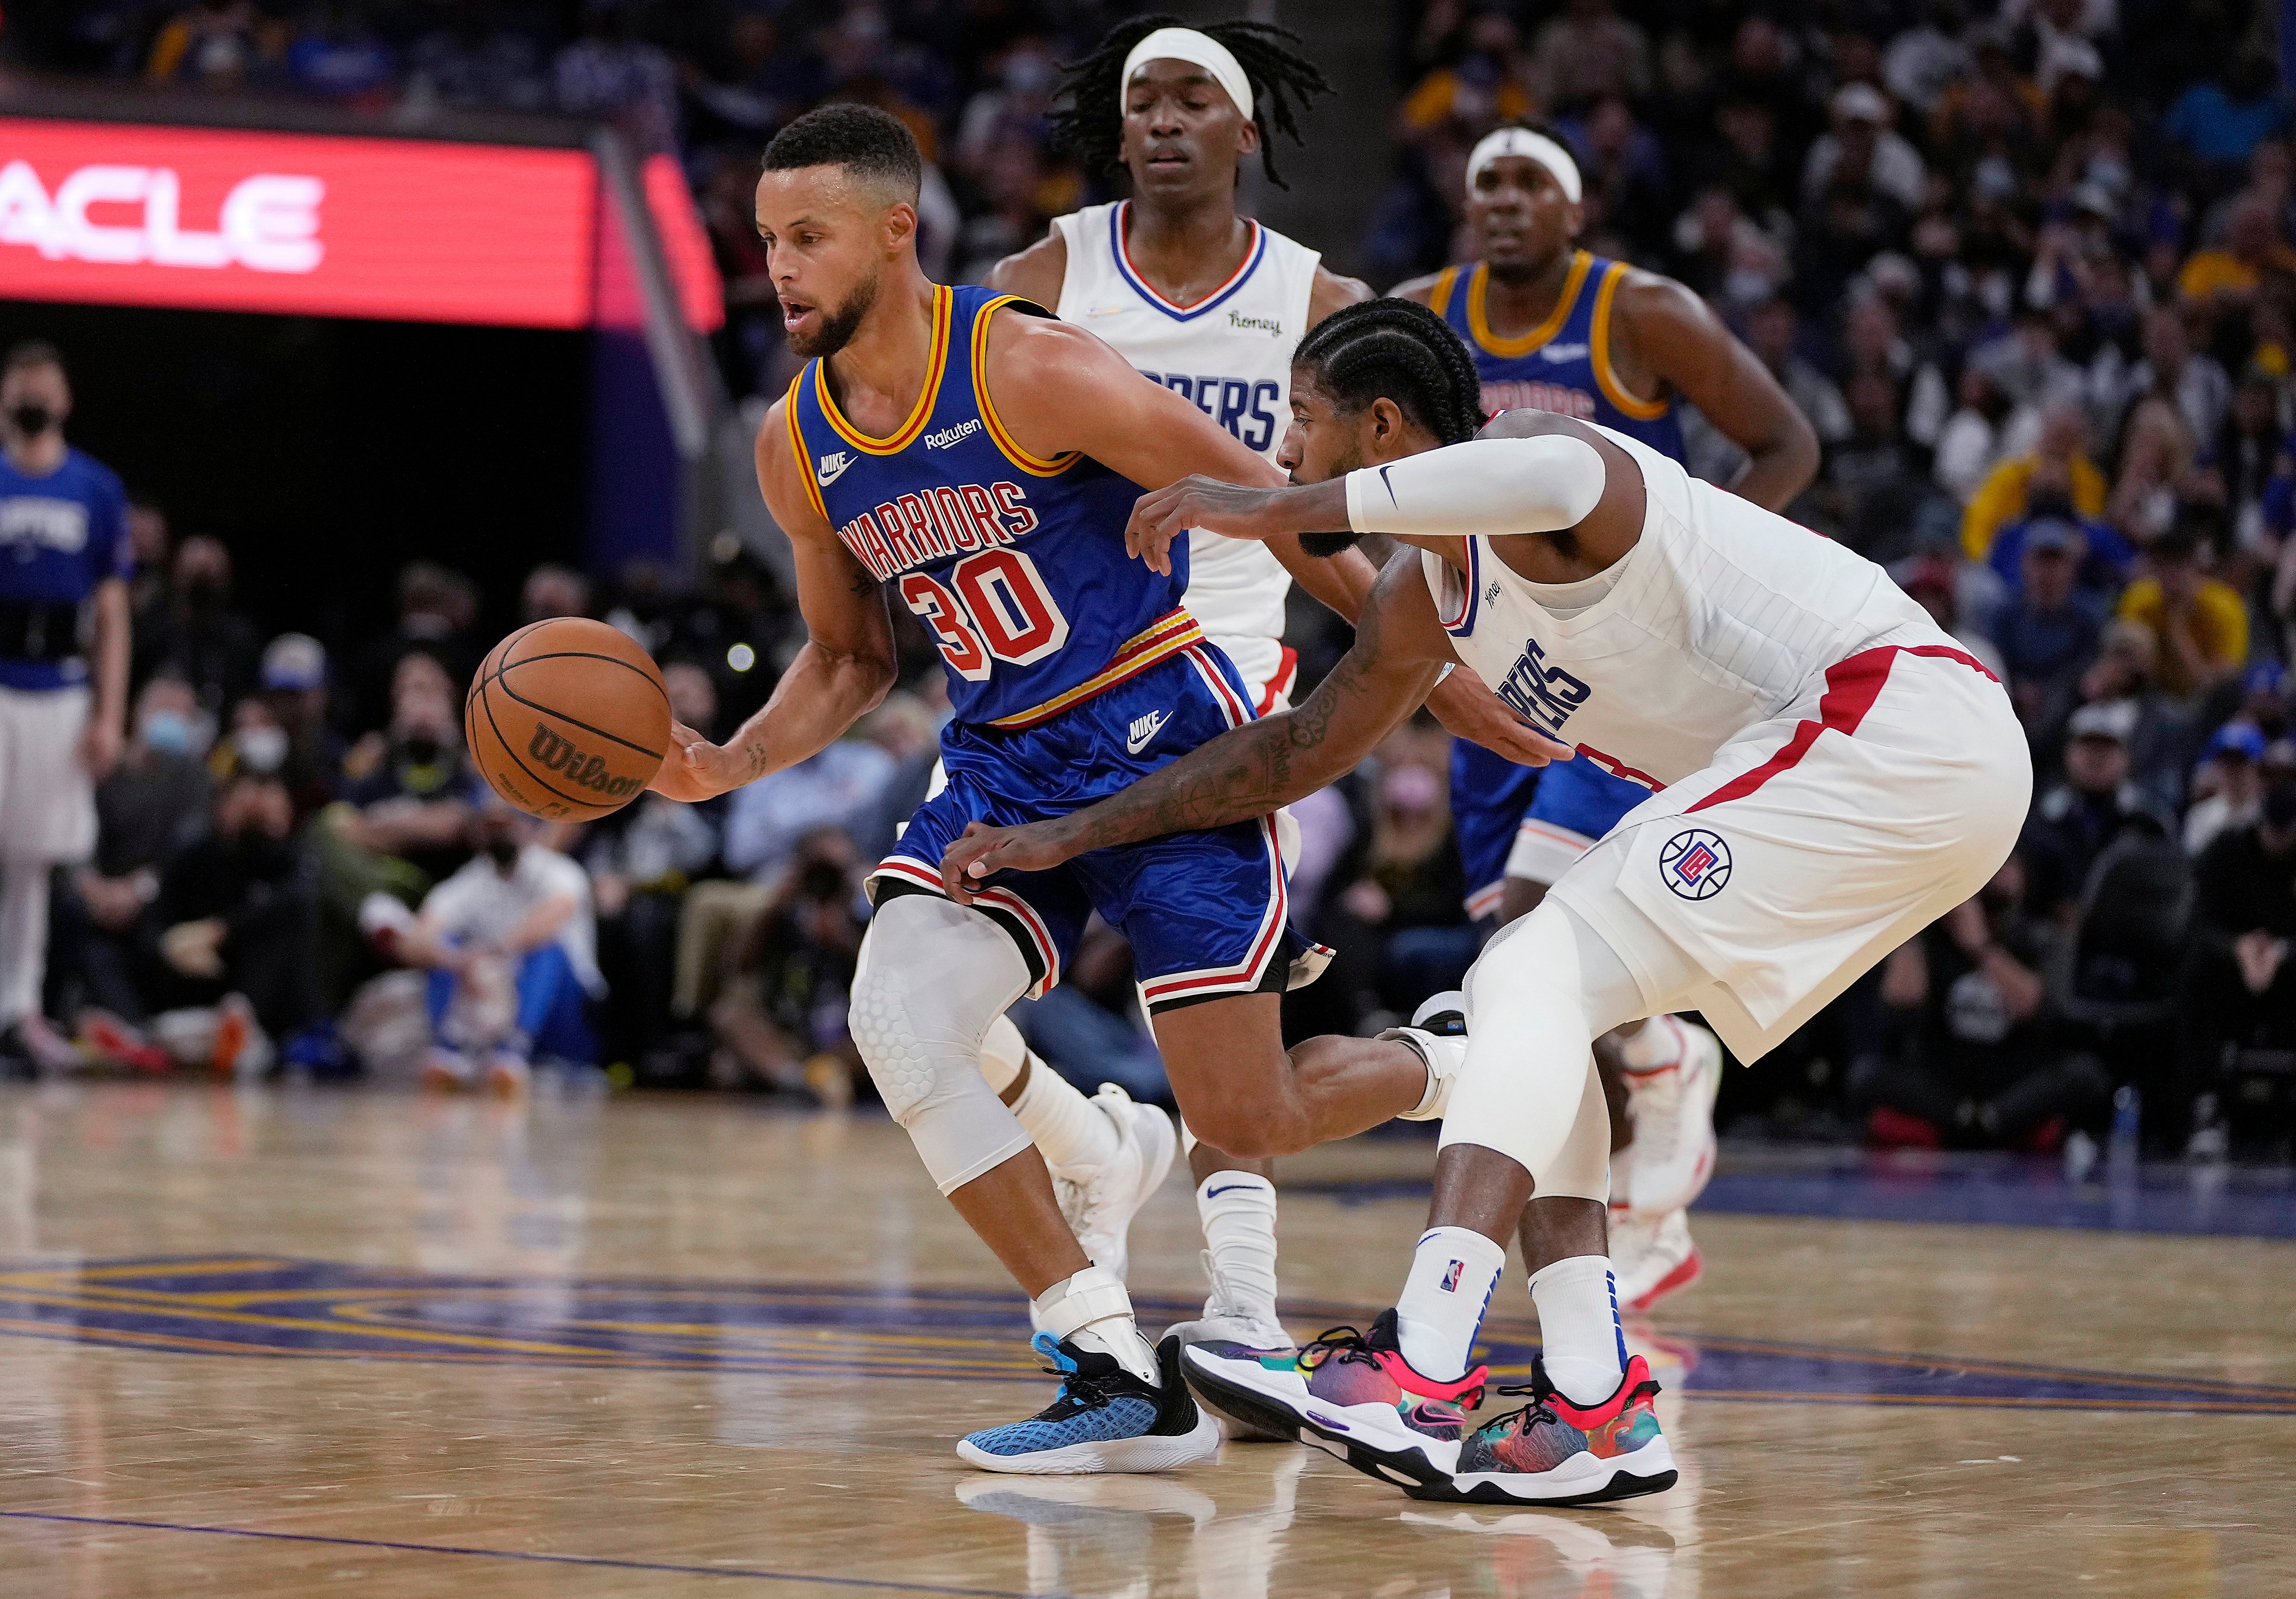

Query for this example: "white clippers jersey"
[1051,200,1321,706]
[1424,425,1946,789]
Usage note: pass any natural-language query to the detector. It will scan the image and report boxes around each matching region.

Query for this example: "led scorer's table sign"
[0,117,622,328]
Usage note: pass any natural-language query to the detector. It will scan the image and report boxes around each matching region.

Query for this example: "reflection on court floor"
[4,1255,2289,1414]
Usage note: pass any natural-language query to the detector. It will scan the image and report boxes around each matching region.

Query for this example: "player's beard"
[788,270,880,359]
[1294,451,1364,558]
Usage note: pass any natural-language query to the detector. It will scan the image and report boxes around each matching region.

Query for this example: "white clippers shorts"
[1549,644,2030,1064]
[0,683,95,862]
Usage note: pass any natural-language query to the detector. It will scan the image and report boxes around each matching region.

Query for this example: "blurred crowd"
[9,0,2296,1156]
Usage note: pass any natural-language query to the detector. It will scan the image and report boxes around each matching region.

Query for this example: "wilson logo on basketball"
[527,724,642,799]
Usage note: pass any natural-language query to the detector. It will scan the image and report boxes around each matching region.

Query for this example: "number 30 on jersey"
[898,548,1071,680]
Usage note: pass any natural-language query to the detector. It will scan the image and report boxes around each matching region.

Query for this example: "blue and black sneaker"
[958,1332,1221,1475]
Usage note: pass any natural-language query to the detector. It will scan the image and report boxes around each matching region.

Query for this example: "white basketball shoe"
[1609,1207,1703,1313]
[1620,1019,1722,1217]
[1164,1254,1295,1442]
[1048,1084,1177,1292]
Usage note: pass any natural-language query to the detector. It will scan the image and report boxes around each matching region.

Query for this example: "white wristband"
[1345,435,1607,538]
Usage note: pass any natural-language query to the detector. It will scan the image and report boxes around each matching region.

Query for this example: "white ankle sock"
[1394,1226,1507,1382]
[1529,1254,1627,1406]
[1035,1263,1158,1383]
[1197,1172,1279,1322]
[1619,1016,1683,1074]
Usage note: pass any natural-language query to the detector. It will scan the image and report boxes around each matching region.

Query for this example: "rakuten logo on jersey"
[0,162,323,273]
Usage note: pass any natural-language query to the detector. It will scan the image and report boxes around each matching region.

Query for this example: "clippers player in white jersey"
[941,299,2029,1504]
[977,19,1531,1410]
[1398,126,1820,1315]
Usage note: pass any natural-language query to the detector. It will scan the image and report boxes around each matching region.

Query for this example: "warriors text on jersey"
[1429,252,1686,460]
[787,284,1199,731]
[1052,200,1321,709]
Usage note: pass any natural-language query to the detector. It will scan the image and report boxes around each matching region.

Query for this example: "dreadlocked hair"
[1294,299,1487,446]
[1046,14,1332,190]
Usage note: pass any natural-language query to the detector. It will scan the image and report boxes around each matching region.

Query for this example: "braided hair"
[1046,14,1332,190]
[1294,298,1487,446]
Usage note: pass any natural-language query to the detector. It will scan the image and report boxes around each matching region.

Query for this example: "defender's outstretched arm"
[942,561,1504,897]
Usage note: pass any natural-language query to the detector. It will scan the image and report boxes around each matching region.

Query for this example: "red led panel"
[0,118,597,327]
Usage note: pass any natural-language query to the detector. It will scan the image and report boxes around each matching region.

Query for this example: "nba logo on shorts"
[1659,828,1733,900]
[1441,1260,1465,1292]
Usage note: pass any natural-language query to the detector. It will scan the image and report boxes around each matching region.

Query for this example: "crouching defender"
[652,113,1558,1476]
[942,299,2030,1504]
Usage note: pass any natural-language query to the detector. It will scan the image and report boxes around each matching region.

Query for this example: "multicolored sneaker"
[1181,1308,1486,1489]
[958,1332,1220,1475]
[1413,1354,1677,1505]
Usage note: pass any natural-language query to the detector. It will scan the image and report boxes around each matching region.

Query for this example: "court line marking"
[0,1510,1042,1597]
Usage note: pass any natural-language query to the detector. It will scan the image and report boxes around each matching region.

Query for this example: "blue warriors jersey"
[1429,252,1686,459]
[786,285,1200,730]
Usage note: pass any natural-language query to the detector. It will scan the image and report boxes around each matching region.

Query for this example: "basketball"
[463,617,671,820]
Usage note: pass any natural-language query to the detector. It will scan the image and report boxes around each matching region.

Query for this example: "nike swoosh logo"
[1205,1183,1263,1198]
[817,454,852,486]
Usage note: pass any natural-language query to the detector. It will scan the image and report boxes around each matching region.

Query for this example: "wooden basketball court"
[0,1083,2288,1597]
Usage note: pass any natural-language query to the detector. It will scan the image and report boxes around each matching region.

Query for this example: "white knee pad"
[850,894,1035,1195]
[1442,900,1644,1184]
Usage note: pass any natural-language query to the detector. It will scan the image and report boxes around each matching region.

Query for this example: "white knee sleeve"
[1441,900,1644,1184]
[850,894,1035,1195]
[1533,1060,1613,1203]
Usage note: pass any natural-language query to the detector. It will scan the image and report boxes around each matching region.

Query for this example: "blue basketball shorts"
[872,644,1328,1013]
[1450,740,1654,917]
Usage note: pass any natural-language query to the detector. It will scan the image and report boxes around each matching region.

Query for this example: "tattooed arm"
[649,397,897,802]
[940,555,1564,899]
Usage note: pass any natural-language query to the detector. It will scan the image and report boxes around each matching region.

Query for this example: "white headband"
[1123,27,1255,122]
[1466,127,1582,204]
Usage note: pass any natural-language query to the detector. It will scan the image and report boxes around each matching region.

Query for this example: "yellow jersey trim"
[1589,261,1670,422]
[1426,265,1461,319]
[972,294,1082,477]
[813,284,953,455]
[990,610,1203,730]
[784,376,831,525]
[1467,252,1591,360]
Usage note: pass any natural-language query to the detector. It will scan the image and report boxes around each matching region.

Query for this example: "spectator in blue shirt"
[1995,520,2109,735]
[1989,499,2135,599]
[0,341,131,1070]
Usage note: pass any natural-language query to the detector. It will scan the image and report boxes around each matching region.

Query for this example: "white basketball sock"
[1529,1254,1627,1406]
[978,1015,1122,1175]
[1619,1015,1684,1074]
[1394,1226,1507,1382]
[1196,1172,1279,1323]
[1034,1263,1158,1384]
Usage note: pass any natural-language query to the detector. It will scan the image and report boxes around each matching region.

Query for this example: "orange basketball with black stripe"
[464,618,670,820]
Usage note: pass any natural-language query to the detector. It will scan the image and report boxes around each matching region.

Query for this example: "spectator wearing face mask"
[141,768,316,1077]
[258,633,345,819]
[349,562,481,737]
[0,340,132,1071]
[142,535,263,719]
[51,674,213,1046]
[2184,721,2269,853]
[388,798,601,1095]
[334,650,481,886]
[2022,698,2175,916]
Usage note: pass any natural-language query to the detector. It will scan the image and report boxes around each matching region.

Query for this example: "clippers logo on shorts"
[526,724,643,800]
[1658,828,1733,900]
[1494,637,1592,736]
[1441,1259,1466,1292]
